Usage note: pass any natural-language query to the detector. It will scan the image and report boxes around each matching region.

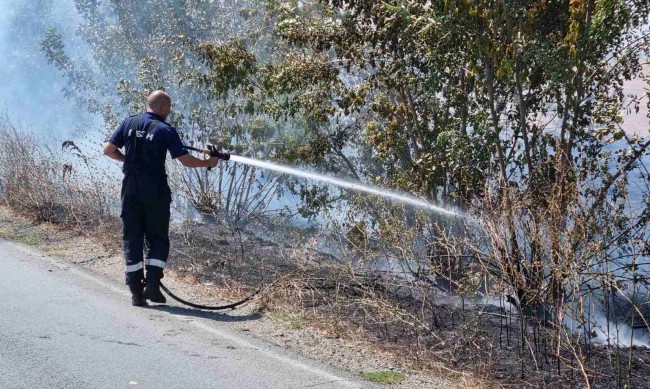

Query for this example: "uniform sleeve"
[167,127,189,159]
[107,121,126,148]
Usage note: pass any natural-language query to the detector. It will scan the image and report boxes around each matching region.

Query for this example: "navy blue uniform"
[108,112,188,285]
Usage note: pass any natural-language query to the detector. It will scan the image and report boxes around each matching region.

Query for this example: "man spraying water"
[103,91,455,308]
[103,90,229,306]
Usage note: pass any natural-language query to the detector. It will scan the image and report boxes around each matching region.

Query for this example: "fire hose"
[158,271,294,311]
[159,281,260,311]
[154,144,258,311]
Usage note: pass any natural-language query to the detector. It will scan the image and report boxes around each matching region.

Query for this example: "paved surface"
[0,238,368,389]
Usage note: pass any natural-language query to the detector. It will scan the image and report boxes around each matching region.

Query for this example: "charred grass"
[165,221,650,389]
[2,120,650,388]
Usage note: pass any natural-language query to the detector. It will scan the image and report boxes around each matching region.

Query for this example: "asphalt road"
[0,238,368,389]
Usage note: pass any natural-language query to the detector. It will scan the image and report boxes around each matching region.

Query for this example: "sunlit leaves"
[40,0,650,227]
[195,41,258,99]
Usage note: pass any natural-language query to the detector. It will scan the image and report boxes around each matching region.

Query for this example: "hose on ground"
[158,272,294,311]
[159,282,259,311]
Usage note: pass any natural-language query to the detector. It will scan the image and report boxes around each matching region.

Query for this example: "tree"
[41,0,650,385]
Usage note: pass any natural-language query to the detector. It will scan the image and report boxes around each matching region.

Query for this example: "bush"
[0,118,120,244]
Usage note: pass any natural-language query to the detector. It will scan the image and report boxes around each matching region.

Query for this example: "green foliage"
[361,371,406,384]
[40,0,650,223]
[37,1,650,385]
[40,28,69,70]
[196,41,257,99]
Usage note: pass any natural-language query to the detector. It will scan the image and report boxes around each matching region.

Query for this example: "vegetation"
[0,118,120,243]
[0,0,645,387]
[361,370,407,384]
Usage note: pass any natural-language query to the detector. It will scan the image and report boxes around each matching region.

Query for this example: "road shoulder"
[0,206,459,389]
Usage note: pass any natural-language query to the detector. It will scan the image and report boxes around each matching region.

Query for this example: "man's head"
[146,90,172,121]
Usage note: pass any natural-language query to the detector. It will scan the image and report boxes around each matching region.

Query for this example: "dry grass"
[2,118,650,389]
[0,120,121,248]
[165,219,650,389]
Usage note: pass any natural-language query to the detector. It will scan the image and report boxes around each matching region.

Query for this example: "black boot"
[144,278,166,304]
[128,281,147,307]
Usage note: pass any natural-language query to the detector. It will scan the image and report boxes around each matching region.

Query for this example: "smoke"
[1,0,648,351]
[0,0,99,138]
[589,312,650,348]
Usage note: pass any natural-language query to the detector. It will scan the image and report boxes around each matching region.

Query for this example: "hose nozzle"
[182,144,231,171]
[206,144,230,161]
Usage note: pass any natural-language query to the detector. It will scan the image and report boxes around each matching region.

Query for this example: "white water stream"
[229,155,460,217]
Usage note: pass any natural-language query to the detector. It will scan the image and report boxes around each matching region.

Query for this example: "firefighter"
[103,90,222,306]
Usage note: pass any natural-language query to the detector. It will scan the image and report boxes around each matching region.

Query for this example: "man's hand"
[177,154,220,169]
[206,156,219,168]
[103,142,125,162]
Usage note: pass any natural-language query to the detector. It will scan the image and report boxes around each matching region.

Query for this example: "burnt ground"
[166,220,650,389]
[2,206,650,388]
[0,207,456,389]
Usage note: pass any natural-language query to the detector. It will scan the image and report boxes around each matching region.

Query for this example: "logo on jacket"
[128,130,155,141]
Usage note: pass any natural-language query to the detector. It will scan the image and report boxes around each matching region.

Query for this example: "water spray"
[183,145,459,218]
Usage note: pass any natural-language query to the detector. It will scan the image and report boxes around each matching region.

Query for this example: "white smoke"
[0,0,99,138]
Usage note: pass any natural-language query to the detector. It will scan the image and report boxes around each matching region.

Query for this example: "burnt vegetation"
[1,0,650,387]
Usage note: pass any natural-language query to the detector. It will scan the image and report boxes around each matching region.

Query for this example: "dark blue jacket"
[108,112,188,183]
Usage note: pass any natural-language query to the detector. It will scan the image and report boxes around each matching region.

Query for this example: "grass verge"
[362,371,407,384]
